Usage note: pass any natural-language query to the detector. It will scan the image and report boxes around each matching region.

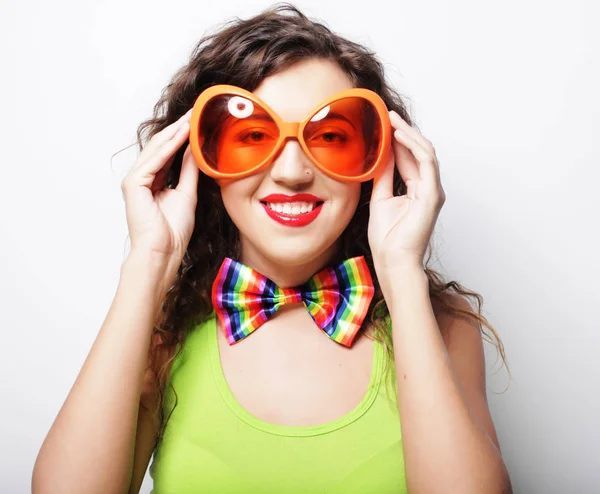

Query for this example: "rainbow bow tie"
[211,256,375,348]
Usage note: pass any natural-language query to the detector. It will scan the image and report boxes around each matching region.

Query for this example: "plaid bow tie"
[211,256,375,348]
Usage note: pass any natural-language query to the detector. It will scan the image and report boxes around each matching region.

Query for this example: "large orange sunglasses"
[188,84,392,182]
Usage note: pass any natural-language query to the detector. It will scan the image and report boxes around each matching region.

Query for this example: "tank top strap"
[150,312,407,493]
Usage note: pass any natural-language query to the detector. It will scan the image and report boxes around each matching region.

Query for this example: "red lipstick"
[259,193,324,227]
[260,193,323,203]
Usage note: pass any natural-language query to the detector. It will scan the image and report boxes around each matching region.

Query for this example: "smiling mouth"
[259,200,325,216]
[259,200,325,227]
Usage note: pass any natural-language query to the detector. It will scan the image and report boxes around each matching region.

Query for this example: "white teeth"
[265,201,318,216]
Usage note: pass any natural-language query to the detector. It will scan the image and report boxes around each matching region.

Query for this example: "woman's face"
[217,58,362,277]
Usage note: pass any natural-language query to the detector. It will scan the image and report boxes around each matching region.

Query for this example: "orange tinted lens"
[303,97,382,178]
[198,94,279,174]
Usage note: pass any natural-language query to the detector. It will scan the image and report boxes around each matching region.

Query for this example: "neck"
[238,238,344,287]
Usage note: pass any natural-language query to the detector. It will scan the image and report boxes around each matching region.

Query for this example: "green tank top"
[149,313,407,493]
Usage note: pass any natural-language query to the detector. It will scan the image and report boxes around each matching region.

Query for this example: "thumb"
[370,145,395,205]
[176,144,199,204]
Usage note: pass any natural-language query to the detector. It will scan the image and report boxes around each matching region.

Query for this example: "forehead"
[252,58,355,121]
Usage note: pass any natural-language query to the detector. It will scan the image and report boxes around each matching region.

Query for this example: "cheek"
[344,184,362,207]
[218,183,247,222]
[333,184,362,221]
[218,176,264,224]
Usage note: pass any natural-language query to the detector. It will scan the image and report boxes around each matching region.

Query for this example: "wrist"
[388,263,426,277]
[122,248,172,272]
[121,249,182,299]
[375,256,425,278]
[377,262,428,298]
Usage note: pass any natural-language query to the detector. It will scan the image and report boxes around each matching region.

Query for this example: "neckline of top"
[207,314,384,437]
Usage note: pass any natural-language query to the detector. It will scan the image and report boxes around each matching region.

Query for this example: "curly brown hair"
[129,3,510,445]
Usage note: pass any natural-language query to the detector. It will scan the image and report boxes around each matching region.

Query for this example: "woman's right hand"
[120,109,199,262]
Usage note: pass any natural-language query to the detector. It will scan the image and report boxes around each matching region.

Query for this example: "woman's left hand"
[368,111,446,272]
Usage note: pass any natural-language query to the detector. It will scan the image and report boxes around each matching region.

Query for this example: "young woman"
[33,5,512,493]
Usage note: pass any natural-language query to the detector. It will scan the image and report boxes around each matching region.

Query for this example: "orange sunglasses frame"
[189,84,392,182]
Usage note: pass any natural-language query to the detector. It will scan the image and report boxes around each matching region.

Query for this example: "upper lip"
[260,193,324,204]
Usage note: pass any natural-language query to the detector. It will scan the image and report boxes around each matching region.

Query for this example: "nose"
[268,140,315,187]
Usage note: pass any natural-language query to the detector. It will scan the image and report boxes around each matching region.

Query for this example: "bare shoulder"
[366,292,480,345]
[431,292,487,390]
[431,292,481,345]
[432,292,502,449]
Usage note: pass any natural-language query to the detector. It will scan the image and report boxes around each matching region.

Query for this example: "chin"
[255,237,338,266]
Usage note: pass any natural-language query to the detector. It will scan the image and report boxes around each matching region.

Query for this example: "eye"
[322,132,346,143]
[242,131,265,142]
[237,129,275,144]
[311,130,348,144]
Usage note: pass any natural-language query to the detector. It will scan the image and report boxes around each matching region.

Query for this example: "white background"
[2,0,599,492]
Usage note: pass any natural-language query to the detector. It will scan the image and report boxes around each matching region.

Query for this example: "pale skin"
[370,100,513,492]
[32,58,511,493]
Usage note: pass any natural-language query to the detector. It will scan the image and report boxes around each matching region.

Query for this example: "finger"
[128,119,191,190]
[392,127,421,180]
[393,128,439,192]
[149,167,167,194]
[389,111,435,154]
[370,144,395,204]
[176,144,200,203]
[136,109,193,164]
[390,111,441,186]
[154,108,193,142]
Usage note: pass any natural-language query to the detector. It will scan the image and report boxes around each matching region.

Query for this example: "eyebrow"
[317,112,356,130]
[225,110,357,130]
[225,113,274,132]
[229,113,273,125]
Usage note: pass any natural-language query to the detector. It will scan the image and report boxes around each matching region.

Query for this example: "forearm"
[385,266,509,493]
[33,251,173,494]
